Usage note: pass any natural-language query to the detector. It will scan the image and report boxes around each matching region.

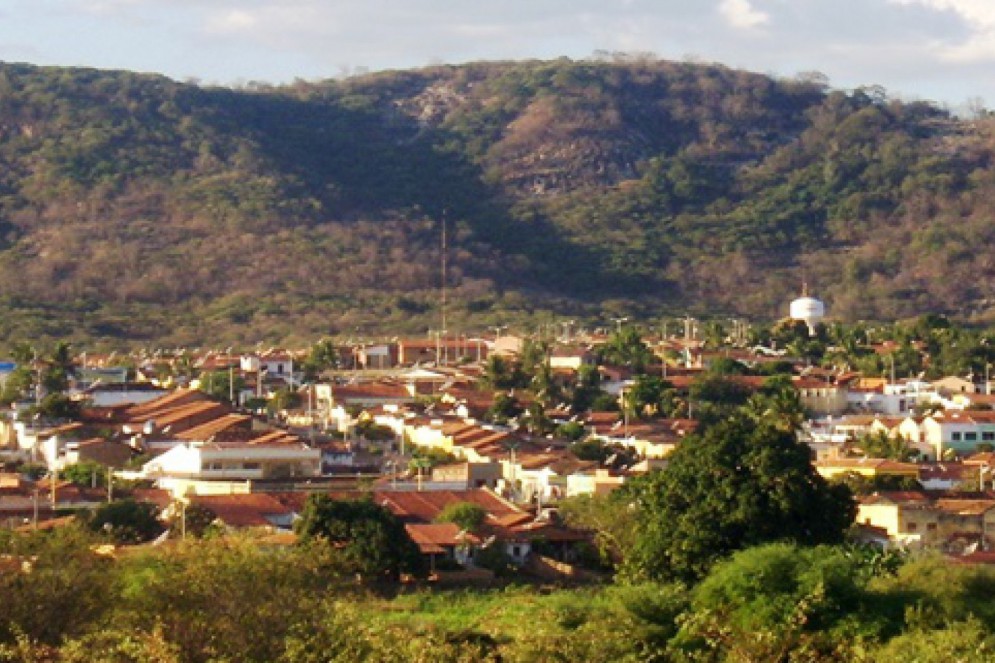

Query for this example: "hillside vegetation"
[0,57,993,345]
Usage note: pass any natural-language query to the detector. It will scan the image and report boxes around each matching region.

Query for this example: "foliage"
[483,391,523,425]
[624,374,678,419]
[676,543,887,661]
[621,408,855,582]
[597,326,655,373]
[0,62,987,345]
[61,460,107,488]
[855,430,918,461]
[4,527,995,661]
[85,499,164,544]
[558,492,641,568]
[198,369,244,405]
[0,526,116,647]
[556,420,587,441]
[294,494,423,580]
[833,471,923,495]
[167,503,220,539]
[569,364,610,413]
[435,502,488,532]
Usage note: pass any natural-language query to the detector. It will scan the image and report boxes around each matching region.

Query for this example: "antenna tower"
[441,209,448,336]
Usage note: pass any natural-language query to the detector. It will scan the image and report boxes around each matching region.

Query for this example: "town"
[4,294,995,658]
[4,290,995,556]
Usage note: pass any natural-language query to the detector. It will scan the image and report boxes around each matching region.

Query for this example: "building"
[140,440,321,486]
[921,411,995,458]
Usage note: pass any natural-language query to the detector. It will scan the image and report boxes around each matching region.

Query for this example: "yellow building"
[857,492,995,551]
[815,458,920,481]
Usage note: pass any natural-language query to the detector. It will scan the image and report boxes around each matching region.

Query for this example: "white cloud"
[888,0,995,61]
[718,0,769,30]
[205,9,260,35]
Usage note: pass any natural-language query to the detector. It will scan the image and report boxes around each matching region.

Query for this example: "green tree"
[435,502,488,532]
[86,499,164,544]
[624,375,675,419]
[621,409,855,582]
[570,364,608,412]
[855,429,916,460]
[485,391,523,425]
[559,492,641,568]
[598,326,654,373]
[61,461,106,488]
[200,368,245,405]
[294,495,423,580]
[678,543,883,661]
[0,526,114,646]
[300,338,339,381]
[482,355,526,390]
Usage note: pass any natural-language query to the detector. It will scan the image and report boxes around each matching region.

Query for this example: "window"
[926,523,937,531]
[243,462,260,470]
[208,462,223,470]
[906,522,918,532]
[983,432,995,441]
[952,432,962,442]
[965,432,978,442]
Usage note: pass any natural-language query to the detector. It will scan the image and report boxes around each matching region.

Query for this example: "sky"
[1,0,994,110]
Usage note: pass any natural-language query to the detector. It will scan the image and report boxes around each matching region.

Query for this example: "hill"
[0,57,992,345]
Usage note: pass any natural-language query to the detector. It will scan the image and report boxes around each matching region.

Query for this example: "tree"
[301,338,339,381]
[559,492,641,568]
[570,364,608,412]
[598,326,655,374]
[485,391,523,425]
[435,502,488,532]
[294,495,423,580]
[200,369,245,405]
[41,341,76,394]
[679,543,881,661]
[482,355,525,390]
[855,429,916,461]
[86,499,164,544]
[624,375,675,419]
[61,461,106,488]
[621,409,855,582]
[687,373,753,424]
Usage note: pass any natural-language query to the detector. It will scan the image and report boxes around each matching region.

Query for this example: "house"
[375,489,588,567]
[566,469,626,496]
[404,522,478,569]
[396,337,477,366]
[75,382,169,408]
[354,343,398,369]
[857,491,995,552]
[139,439,321,491]
[548,345,595,371]
[431,462,503,490]
[932,376,978,396]
[793,377,848,417]
[815,458,920,482]
[921,410,995,458]
[60,438,135,470]
[187,493,296,531]
[918,463,979,491]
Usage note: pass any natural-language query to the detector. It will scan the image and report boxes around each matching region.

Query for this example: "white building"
[140,440,321,484]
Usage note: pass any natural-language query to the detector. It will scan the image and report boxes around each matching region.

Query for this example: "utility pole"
[440,209,448,343]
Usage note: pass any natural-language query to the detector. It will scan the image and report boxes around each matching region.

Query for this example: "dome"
[789,295,825,335]
[789,296,825,320]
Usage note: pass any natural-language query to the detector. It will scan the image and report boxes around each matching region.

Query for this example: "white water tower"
[789,284,825,336]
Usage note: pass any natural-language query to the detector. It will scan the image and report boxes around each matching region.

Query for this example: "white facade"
[141,441,321,482]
